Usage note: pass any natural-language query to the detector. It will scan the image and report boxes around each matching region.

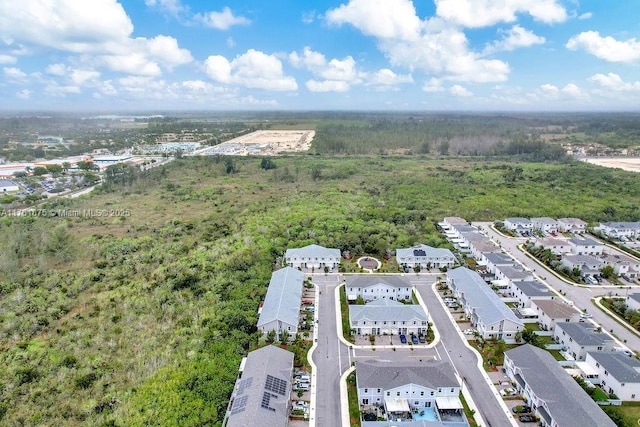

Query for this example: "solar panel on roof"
[230,395,249,415]
[260,391,277,412]
[413,249,426,256]
[265,374,287,395]
[237,377,253,395]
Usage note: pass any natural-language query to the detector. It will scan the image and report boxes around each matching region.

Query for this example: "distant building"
[223,345,294,427]
[596,222,640,240]
[504,344,616,427]
[531,217,558,233]
[284,244,341,271]
[600,252,640,279]
[395,244,455,269]
[257,267,304,341]
[503,217,532,232]
[0,179,19,193]
[536,237,571,255]
[568,237,604,256]
[557,217,587,234]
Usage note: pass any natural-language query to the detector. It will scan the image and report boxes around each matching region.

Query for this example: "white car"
[580,312,593,319]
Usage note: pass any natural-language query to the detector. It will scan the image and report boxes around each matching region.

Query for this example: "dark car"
[519,415,537,423]
[511,405,531,414]
[399,334,407,344]
[418,334,426,343]
[411,334,419,345]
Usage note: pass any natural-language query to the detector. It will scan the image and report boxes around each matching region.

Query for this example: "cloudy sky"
[1,0,639,111]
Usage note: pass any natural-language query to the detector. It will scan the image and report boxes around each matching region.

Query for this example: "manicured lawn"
[347,371,362,427]
[592,386,610,402]
[340,286,355,343]
[524,323,541,332]
[547,349,566,361]
[459,393,479,427]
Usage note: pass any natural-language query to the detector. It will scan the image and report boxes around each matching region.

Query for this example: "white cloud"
[434,0,567,28]
[326,0,421,41]
[70,69,100,85]
[194,7,250,30]
[305,80,350,92]
[561,83,587,99]
[44,83,81,96]
[204,49,298,91]
[365,69,413,86]
[540,83,559,95]
[144,35,193,69]
[302,10,316,24]
[145,0,186,16]
[0,55,17,64]
[17,89,31,99]
[102,54,162,77]
[3,66,27,81]
[588,73,640,91]
[226,37,236,48]
[566,31,640,63]
[422,78,444,92]
[46,63,67,76]
[325,1,510,83]
[578,12,592,20]
[450,84,473,97]
[484,25,545,54]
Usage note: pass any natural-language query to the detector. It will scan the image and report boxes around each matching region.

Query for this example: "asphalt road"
[413,280,514,427]
[475,222,640,352]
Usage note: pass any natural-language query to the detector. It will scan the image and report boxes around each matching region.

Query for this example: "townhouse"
[284,244,341,270]
[535,237,571,255]
[396,244,456,270]
[585,351,640,401]
[257,267,304,341]
[557,217,588,234]
[568,237,604,255]
[531,217,559,233]
[346,275,413,303]
[503,217,533,232]
[596,222,640,240]
[349,299,428,336]
[554,322,615,361]
[531,299,582,331]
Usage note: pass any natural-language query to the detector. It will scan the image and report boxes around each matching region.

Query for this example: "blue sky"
[1,0,639,111]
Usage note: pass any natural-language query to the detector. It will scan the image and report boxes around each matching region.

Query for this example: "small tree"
[280,329,290,343]
[266,330,276,343]
[601,265,615,279]
[33,166,48,176]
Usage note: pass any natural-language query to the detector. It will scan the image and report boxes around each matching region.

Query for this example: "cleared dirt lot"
[199,130,315,156]
[583,157,640,173]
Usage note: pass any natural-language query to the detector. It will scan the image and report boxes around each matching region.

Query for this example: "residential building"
[356,359,465,425]
[469,240,502,260]
[483,252,517,275]
[447,267,523,343]
[504,344,616,427]
[223,345,294,427]
[586,351,640,401]
[561,254,604,278]
[349,299,428,336]
[494,265,534,283]
[557,217,588,234]
[346,276,412,303]
[568,237,604,255]
[284,244,341,271]
[536,237,571,255]
[0,179,19,193]
[531,217,559,233]
[257,267,304,340]
[438,216,468,232]
[554,322,615,361]
[503,217,533,232]
[531,299,581,331]
[396,244,455,269]
[625,293,640,312]
[601,252,640,279]
[596,222,640,240]
[510,281,554,308]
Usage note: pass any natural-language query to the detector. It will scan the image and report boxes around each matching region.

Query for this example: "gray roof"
[0,179,17,186]
[532,299,580,319]
[443,216,467,225]
[568,237,602,246]
[558,217,587,225]
[505,217,531,224]
[257,267,304,328]
[284,244,340,258]
[472,240,501,254]
[563,254,603,266]
[505,344,616,427]
[496,265,532,280]
[538,237,570,247]
[601,222,640,230]
[396,244,454,260]
[448,267,523,326]
[588,352,640,383]
[460,231,487,242]
[357,359,458,390]
[484,252,516,266]
[226,345,294,427]
[514,280,552,298]
[349,299,428,323]
[531,217,558,224]
[556,322,613,346]
[627,293,640,304]
[346,275,411,289]
[452,224,476,233]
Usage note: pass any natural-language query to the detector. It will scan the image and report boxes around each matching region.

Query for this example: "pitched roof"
[558,217,587,226]
[531,217,558,224]
[627,293,640,304]
[443,216,467,225]
[568,237,602,246]
[588,352,640,383]
[284,244,340,258]
[452,224,476,233]
[532,299,580,319]
[349,299,428,323]
[226,345,294,427]
[0,179,17,186]
[484,252,516,266]
[601,222,640,230]
[448,267,523,326]
[496,265,532,280]
[396,244,455,260]
[537,237,570,247]
[346,275,411,289]
[505,344,616,427]
[513,281,552,298]
[505,217,531,224]
[556,322,612,346]
[257,267,304,328]
[356,359,458,390]
[472,241,501,254]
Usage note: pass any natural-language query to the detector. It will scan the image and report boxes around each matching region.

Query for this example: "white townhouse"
[601,252,640,279]
[438,216,468,233]
[447,267,523,343]
[586,351,640,401]
[349,299,428,336]
[356,359,464,423]
[531,299,582,332]
[554,322,615,361]
[494,265,535,284]
[568,237,604,255]
[346,275,412,303]
[256,267,304,341]
[557,217,588,234]
[284,244,341,270]
[223,345,294,427]
[469,240,502,260]
[626,293,640,312]
[395,244,456,269]
[504,345,616,427]
[531,217,559,233]
[536,237,572,255]
[561,254,604,277]
[0,179,19,193]
[503,217,533,232]
[483,252,517,275]
[510,280,554,308]
[596,222,640,240]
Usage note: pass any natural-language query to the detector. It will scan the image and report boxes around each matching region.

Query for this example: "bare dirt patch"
[583,157,640,173]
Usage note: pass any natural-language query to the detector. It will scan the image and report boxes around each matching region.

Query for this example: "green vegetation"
[346,371,362,427]
[459,392,479,427]
[602,298,640,332]
[0,151,639,425]
[603,401,640,427]
[340,286,355,343]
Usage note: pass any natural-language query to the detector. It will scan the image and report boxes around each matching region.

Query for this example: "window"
[420,391,424,396]
[430,391,434,396]
[605,371,609,376]
[377,389,381,393]
[397,392,400,397]
[451,388,454,392]
[362,398,368,404]
[386,392,390,396]
[364,389,368,393]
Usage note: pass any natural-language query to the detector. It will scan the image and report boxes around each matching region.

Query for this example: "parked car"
[293,383,310,391]
[304,306,315,312]
[518,415,537,422]
[580,312,593,319]
[302,299,313,305]
[512,405,531,414]
[399,334,407,344]
[418,334,426,343]
[411,334,419,345]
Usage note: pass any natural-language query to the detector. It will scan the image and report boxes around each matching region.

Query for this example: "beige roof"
[533,299,580,319]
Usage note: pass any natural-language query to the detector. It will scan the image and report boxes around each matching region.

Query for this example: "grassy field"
[0,154,638,425]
